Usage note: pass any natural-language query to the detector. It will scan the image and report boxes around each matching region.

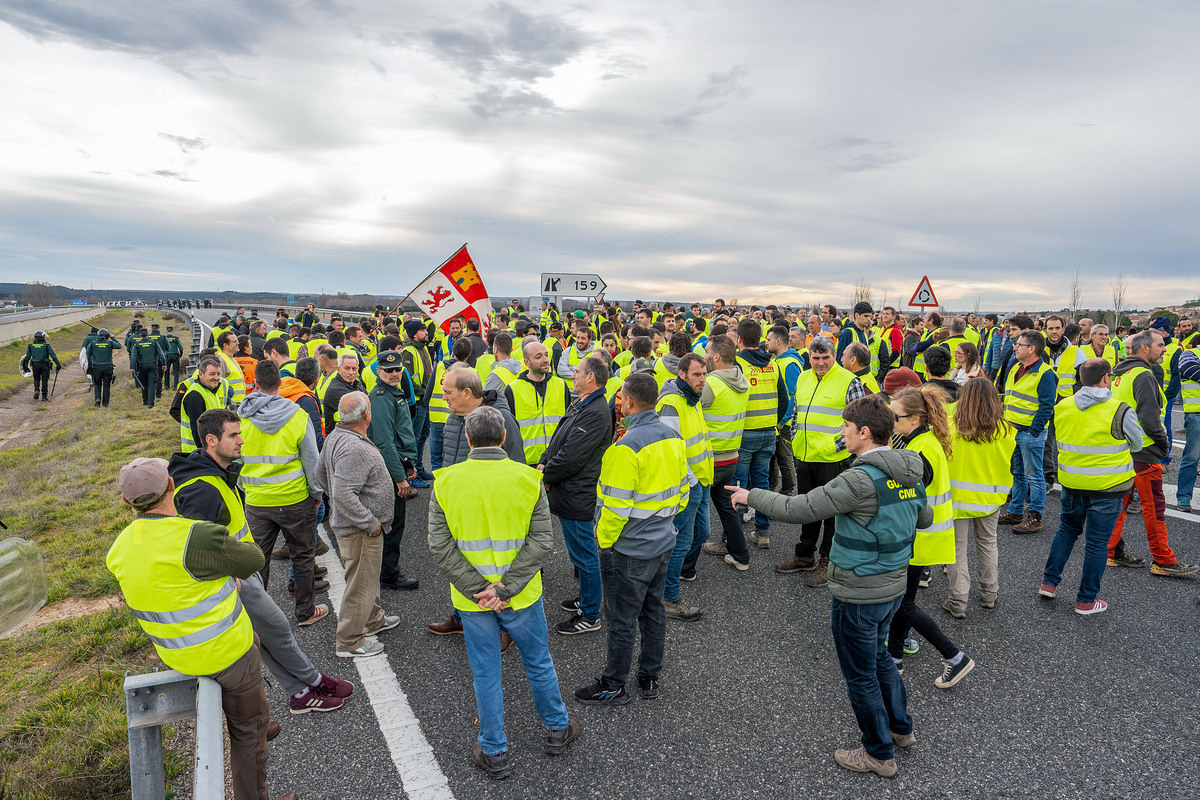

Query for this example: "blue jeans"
[665,482,709,602]
[734,428,776,529]
[460,597,569,756]
[600,548,669,689]
[829,597,910,761]
[560,518,602,620]
[412,403,430,470]
[1007,428,1048,515]
[1043,491,1121,604]
[430,421,445,471]
[1176,413,1200,506]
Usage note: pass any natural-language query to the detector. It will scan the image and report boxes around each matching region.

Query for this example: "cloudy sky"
[3,0,1199,309]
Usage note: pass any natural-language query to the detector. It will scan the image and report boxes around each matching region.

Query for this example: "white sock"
[947,652,964,666]
[293,686,311,699]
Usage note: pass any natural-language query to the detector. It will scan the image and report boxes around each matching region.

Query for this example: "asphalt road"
[248,401,1200,800]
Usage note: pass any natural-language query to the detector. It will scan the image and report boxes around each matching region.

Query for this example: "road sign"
[540,273,606,297]
[909,276,939,307]
[287,295,294,303]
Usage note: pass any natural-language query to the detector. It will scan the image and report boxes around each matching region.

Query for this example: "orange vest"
[278,377,325,436]
[234,355,258,392]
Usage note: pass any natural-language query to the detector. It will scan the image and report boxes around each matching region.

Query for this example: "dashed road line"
[315,524,456,800]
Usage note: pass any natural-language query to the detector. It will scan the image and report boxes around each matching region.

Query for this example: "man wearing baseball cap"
[106,457,297,800]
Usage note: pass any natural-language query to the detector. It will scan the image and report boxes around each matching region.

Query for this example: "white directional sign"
[541,273,607,297]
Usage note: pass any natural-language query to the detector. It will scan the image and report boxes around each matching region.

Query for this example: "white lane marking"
[315,525,456,800]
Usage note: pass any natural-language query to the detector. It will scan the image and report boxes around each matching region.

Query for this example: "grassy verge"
[0,312,193,799]
[0,610,184,800]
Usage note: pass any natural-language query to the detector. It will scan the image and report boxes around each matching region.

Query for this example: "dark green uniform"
[148,327,169,398]
[163,330,184,388]
[24,339,60,400]
[85,336,121,407]
[367,351,418,586]
[130,335,164,407]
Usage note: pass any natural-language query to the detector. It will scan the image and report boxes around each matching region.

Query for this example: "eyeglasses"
[379,366,404,373]
[895,413,913,421]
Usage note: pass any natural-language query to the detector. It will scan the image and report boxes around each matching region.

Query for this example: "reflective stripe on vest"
[218,351,246,404]
[509,376,568,465]
[1051,344,1080,399]
[736,356,780,431]
[428,361,452,424]
[1003,362,1053,427]
[948,426,1016,519]
[105,517,253,675]
[656,393,714,486]
[176,474,253,543]
[239,409,311,506]
[792,365,854,463]
[433,458,544,612]
[704,377,747,462]
[180,383,227,453]
[1112,365,1164,451]
[906,431,955,565]
[1054,394,1135,492]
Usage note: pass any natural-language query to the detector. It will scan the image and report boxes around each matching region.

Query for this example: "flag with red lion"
[403,244,492,334]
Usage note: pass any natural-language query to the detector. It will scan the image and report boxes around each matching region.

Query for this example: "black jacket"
[169,450,244,530]
[538,388,614,520]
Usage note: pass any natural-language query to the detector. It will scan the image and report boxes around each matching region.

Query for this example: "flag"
[405,244,492,334]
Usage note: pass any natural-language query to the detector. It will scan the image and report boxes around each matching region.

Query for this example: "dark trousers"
[830,597,911,761]
[165,355,182,388]
[92,365,114,406]
[380,493,407,583]
[137,367,159,406]
[702,462,749,567]
[794,458,851,559]
[600,548,670,690]
[887,565,959,661]
[770,427,797,495]
[248,499,318,622]
[32,363,51,397]
[1042,416,1058,482]
[209,643,270,800]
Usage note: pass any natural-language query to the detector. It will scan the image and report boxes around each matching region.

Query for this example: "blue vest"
[829,464,926,576]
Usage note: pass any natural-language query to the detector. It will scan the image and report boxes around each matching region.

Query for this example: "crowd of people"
[99,295,1200,796]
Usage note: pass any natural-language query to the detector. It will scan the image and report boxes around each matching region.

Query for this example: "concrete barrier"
[0,307,107,347]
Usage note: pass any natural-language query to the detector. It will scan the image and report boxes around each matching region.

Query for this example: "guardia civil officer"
[23,331,61,402]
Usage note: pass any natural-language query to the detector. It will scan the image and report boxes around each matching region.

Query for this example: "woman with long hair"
[887,385,975,689]
[948,342,983,385]
[944,378,1016,618]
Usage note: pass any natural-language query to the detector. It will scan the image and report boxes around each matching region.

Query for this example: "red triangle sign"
[909,275,938,307]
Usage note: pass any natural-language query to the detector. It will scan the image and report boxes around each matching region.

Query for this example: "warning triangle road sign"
[909,275,939,307]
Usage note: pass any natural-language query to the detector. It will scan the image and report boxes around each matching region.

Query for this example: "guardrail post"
[125,669,225,800]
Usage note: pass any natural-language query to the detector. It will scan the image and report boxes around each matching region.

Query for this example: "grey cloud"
[158,133,209,153]
[369,59,386,76]
[660,66,750,133]
[149,169,196,182]
[0,0,297,56]
[108,245,135,251]
[469,86,557,118]
[820,137,911,173]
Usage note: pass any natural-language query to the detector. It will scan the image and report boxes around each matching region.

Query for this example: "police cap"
[376,350,403,369]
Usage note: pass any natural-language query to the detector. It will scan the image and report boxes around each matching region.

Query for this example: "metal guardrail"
[125,669,224,800]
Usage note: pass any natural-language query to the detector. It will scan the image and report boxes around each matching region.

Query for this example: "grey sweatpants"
[240,573,321,696]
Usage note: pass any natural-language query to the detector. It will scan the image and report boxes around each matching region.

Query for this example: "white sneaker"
[336,637,385,658]
[366,615,401,637]
[742,510,755,523]
[724,554,749,571]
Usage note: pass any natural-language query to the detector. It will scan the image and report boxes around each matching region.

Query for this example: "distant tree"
[1149,308,1180,326]
[23,282,58,307]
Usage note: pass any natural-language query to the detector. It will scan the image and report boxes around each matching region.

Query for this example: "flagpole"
[393,243,469,315]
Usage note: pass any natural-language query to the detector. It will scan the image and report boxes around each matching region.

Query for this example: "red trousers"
[1107,463,1177,565]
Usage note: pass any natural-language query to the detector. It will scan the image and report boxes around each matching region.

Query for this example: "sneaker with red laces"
[1074,599,1108,616]
[289,687,345,715]
[315,674,355,699]
[1038,583,1057,599]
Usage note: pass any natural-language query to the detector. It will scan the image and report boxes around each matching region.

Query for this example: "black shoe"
[470,742,512,779]
[637,677,659,700]
[575,680,629,706]
[94,400,101,407]
[680,571,697,582]
[918,567,932,588]
[288,578,330,595]
[314,565,328,578]
[380,576,420,591]
[560,596,581,612]
[555,614,601,635]
[545,715,581,755]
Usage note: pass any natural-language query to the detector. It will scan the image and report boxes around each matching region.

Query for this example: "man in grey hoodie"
[697,335,751,571]
[239,360,326,626]
[483,333,522,393]
[730,395,931,779]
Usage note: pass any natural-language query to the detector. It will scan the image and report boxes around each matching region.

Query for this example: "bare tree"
[1069,268,1084,320]
[851,278,873,309]
[1110,270,1128,329]
[973,296,981,318]
[22,282,58,307]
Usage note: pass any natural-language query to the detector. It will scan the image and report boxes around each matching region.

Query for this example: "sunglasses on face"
[380,366,404,373]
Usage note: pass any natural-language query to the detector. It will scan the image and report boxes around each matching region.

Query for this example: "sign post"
[908,276,939,308]
[539,273,608,309]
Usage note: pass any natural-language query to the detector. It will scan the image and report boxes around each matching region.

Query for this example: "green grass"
[0,313,194,799]
[0,609,185,800]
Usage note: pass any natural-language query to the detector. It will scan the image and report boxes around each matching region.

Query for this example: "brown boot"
[997,510,1024,525]
[427,615,464,635]
[775,554,816,573]
[834,745,898,777]
[500,632,514,654]
[806,556,830,588]
[1013,511,1043,534]
[272,545,291,560]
